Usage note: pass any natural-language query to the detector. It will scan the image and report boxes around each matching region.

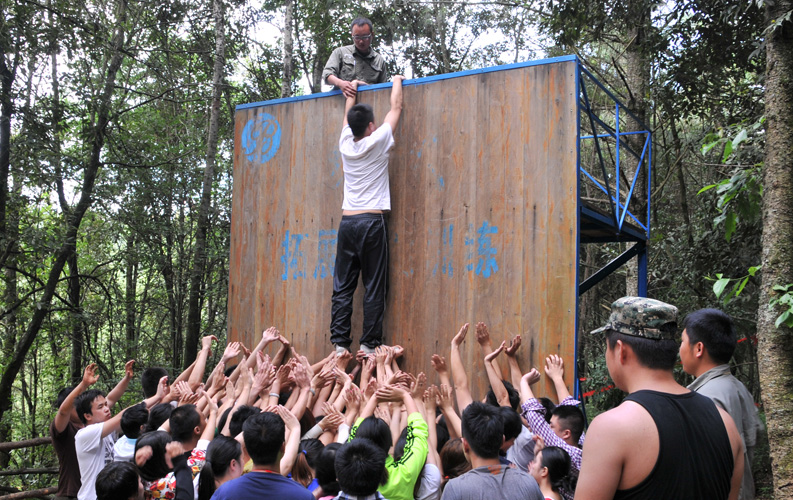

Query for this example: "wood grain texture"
[229,60,579,400]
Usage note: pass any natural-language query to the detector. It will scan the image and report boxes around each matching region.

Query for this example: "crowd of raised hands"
[67,322,579,500]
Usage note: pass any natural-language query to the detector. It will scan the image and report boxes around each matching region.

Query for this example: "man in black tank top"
[574,297,744,500]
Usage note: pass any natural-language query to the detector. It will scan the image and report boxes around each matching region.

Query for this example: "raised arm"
[54,363,99,433]
[450,323,473,411]
[504,335,523,389]
[342,81,359,128]
[484,341,511,407]
[544,354,571,401]
[189,335,218,391]
[383,76,404,132]
[106,360,135,407]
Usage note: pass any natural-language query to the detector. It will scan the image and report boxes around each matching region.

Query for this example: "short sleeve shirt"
[50,419,82,497]
[75,422,117,500]
[339,123,395,211]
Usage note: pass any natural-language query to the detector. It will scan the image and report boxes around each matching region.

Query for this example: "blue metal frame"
[576,64,652,239]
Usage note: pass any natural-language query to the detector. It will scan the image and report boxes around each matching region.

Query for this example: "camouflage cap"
[590,296,678,340]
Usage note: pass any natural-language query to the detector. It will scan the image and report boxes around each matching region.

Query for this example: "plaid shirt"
[520,396,584,500]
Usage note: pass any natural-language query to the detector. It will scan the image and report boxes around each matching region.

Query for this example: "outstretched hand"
[522,368,541,386]
[545,354,565,381]
[339,79,358,99]
[451,323,469,348]
[430,354,447,375]
[124,360,135,379]
[485,340,506,362]
[475,322,492,347]
[505,335,521,357]
[82,363,99,387]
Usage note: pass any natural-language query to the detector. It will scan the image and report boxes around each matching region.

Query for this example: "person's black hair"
[243,411,285,465]
[461,402,504,459]
[135,431,173,481]
[336,439,388,496]
[683,308,737,364]
[350,17,373,33]
[141,367,168,398]
[197,435,241,500]
[121,402,149,439]
[278,390,291,407]
[393,427,409,462]
[229,405,259,437]
[292,438,325,487]
[551,405,585,444]
[539,397,556,423]
[606,329,678,370]
[353,415,391,453]
[485,380,520,410]
[145,403,174,433]
[217,407,233,435]
[539,446,576,494]
[224,364,237,378]
[435,416,450,453]
[299,410,317,437]
[75,389,104,424]
[498,406,522,442]
[315,443,342,497]
[55,386,75,409]
[96,461,140,500]
[169,404,200,443]
[347,103,375,138]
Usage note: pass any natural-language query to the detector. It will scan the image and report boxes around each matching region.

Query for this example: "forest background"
[1,0,792,498]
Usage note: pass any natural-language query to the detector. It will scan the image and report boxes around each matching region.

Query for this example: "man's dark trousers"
[330,213,388,350]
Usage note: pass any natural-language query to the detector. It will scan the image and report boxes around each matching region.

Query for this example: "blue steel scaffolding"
[576,62,651,297]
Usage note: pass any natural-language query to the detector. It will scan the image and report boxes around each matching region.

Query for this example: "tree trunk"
[758,1,793,496]
[66,253,84,383]
[184,0,225,368]
[125,233,138,361]
[281,0,293,98]
[0,0,129,425]
[622,0,652,296]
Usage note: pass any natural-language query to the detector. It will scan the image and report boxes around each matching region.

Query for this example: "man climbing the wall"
[330,75,405,356]
[322,17,390,98]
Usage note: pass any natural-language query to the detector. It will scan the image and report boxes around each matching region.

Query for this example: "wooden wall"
[229,59,579,399]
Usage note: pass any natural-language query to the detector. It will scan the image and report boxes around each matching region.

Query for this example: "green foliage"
[698,120,764,241]
[769,284,793,329]
[709,266,761,306]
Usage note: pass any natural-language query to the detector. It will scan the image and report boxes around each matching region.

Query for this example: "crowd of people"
[48,296,762,500]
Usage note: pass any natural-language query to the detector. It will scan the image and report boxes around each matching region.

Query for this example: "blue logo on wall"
[242,113,281,163]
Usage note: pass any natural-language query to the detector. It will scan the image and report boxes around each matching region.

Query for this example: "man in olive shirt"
[322,17,389,98]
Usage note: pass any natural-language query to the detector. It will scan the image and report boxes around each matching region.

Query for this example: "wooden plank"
[229,60,579,400]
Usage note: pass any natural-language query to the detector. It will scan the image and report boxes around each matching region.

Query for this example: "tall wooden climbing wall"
[229,58,579,398]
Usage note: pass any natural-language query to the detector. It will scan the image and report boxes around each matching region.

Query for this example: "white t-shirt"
[416,463,442,500]
[75,422,117,500]
[339,123,395,210]
[113,435,136,462]
[506,425,536,471]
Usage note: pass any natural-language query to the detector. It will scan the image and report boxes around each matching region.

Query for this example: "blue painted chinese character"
[475,221,499,278]
[314,229,338,279]
[442,224,454,277]
[281,231,308,280]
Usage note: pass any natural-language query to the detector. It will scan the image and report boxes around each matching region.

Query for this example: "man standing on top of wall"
[329,75,405,356]
[322,17,390,98]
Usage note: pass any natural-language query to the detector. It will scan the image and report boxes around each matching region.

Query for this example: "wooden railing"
[0,437,57,500]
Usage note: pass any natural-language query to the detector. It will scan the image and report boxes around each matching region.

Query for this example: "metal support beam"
[637,240,648,297]
[578,243,643,295]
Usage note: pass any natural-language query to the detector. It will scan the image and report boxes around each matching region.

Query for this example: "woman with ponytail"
[197,436,243,500]
[290,438,325,491]
[528,446,574,500]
